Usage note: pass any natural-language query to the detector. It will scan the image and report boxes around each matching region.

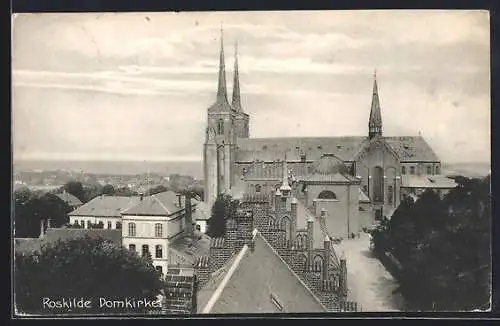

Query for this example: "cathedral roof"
[235,135,439,163]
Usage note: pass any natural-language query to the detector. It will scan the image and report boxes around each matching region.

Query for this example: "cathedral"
[203,32,447,238]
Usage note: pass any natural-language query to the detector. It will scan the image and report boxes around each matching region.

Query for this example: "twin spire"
[213,28,243,113]
[368,69,383,140]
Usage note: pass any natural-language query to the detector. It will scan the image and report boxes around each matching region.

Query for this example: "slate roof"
[235,136,439,163]
[122,191,199,216]
[198,230,327,313]
[68,195,141,217]
[401,175,458,189]
[168,232,211,265]
[55,192,83,207]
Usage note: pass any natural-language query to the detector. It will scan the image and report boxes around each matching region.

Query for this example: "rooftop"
[68,195,141,217]
[122,191,199,216]
[55,192,83,207]
[401,175,458,189]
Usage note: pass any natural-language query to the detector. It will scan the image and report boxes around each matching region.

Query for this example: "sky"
[12,10,490,163]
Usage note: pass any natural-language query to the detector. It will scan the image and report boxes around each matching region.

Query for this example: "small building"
[400,175,458,200]
[55,190,83,209]
[67,195,141,229]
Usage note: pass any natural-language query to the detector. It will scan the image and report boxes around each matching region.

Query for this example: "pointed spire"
[208,26,232,112]
[369,69,383,140]
[231,40,243,112]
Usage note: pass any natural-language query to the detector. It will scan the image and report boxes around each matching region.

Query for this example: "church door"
[373,166,384,203]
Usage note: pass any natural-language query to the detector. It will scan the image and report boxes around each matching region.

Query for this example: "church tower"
[368,70,383,140]
[232,41,250,139]
[204,29,239,207]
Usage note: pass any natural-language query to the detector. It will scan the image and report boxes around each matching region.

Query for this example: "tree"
[147,185,168,196]
[206,194,239,238]
[62,181,86,203]
[13,189,72,238]
[15,236,163,314]
[372,175,491,311]
[101,184,115,196]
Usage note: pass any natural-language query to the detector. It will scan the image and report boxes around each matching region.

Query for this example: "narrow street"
[337,233,405,312]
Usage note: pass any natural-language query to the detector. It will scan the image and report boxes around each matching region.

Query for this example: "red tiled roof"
[235,136,439,163]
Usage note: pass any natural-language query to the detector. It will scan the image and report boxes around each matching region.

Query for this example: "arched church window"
[401,166,406,175]
[313,255,323,272]
[318,190,337,200]
[281,216,291,242]
[217,119,224,135]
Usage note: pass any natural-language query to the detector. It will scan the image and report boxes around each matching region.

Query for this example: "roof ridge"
[253,229,329,311]
[151,194,171,214]
[202,244,250,313]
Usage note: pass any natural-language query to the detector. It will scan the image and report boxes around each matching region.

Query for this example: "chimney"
[177,193,182,208]
[139,193,144,201]
[39,219,45,239]
[323,235,331,280]
[290,197,298,243]
[184,193,193,236]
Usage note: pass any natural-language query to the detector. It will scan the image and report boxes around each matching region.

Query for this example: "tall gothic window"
[128,222,136,237]
[217,119,224,135]
[373,166,384,202]
[313,255,323,272]
[155,223,163,238]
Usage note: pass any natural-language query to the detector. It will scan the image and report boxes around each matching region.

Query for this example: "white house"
[120,191,198,276]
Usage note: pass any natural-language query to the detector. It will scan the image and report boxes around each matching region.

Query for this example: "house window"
[128,222,136,237]
[129,244,136,252]
[107,221,112,229]
[155,266,163,274]
[255,184,262,193]
[388,185,394,205]
[87,221,91,229]
[155,245,163,258]
[155,223,163,238]
[217,119,224,135]
[116,222,122,229]
[427,166,432,175]
[401,166,406,175]
[142,244,150,257]
[80,220,85,228]
[270,294,284,312]
[410,166,415,175]
[435,165,440,174]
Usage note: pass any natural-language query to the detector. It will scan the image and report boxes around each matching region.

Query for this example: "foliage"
[372,175,491,311]
[101,184,115,196]
[206,194,239,238]
[146,185,168,196]
[14,189,72,238]
[62,181,86,203]
[15,236,163,314]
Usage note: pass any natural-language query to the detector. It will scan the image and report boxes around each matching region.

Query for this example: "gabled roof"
[384,136,440,162]
[122,191,198,216]
[235,135,440,163]
[55,192,83,206]
[192,201,212,222]
[359,189,371,203]
[68,195,141,217]
[198,230,327,313]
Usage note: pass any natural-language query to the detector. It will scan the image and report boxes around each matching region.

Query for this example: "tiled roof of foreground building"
[68,195,141,217]
[197,230,327,313]
[123,191,199,216]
